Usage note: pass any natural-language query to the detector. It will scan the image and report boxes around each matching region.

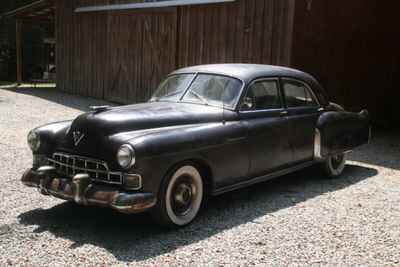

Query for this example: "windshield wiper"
[152,91,181,102]
[188,90,209,105]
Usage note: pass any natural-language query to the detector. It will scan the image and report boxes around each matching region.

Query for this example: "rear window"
[283,80,318,108]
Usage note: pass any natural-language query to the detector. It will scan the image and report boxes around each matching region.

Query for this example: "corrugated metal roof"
[76,0,236,13]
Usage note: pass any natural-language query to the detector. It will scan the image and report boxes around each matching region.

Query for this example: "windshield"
[182,74,242,108]
[150,73,243,109]
[150,74,195,102]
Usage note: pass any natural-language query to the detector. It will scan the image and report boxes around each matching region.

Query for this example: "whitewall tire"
[152,165,204,227]
[323,153,347,178]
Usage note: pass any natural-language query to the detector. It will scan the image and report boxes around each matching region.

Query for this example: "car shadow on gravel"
[18,164,377,263]
[1,87,113,112]
[348,129,400,171]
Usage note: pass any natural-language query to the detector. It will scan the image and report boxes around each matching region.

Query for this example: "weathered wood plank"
[57,0,293,103]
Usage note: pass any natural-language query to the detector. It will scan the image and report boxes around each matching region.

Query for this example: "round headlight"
[27,131,40,152]
[117,144,135,169]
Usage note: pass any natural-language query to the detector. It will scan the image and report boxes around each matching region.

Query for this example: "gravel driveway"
[0,87,399,266]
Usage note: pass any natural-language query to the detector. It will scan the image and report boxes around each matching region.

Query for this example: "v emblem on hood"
[73,131,85,146]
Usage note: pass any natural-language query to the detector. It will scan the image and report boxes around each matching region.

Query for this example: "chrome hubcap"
[171,178,196,216]
[331,154,344,169]
[165,165,204,226]
[174,184,192,205]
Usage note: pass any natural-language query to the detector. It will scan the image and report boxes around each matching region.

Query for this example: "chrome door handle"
[280,111,289,116]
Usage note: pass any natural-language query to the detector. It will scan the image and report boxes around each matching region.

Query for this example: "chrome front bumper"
[21,167,156,214]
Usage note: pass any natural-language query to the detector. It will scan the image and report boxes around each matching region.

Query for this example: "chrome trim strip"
[238,77,283,113]
[314,128,323,160]
[53,152,110,170]
[213,160,316,196]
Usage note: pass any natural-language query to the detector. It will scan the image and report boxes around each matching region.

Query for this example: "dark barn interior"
[0,0,55,82]
[291,0,400,127]
[2,0,400,127]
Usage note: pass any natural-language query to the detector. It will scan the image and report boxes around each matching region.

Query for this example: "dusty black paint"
[26,64,370,212]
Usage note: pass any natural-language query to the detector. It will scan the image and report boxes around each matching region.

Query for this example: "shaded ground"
[0,87,399,266]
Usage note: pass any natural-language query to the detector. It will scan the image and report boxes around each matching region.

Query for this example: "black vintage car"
[22,64,370,227]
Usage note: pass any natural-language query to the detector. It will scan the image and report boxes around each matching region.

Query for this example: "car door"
[239,78,293,178]
[281,78,322,163]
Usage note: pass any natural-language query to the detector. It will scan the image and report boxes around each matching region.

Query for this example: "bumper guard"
[21,167,156,214]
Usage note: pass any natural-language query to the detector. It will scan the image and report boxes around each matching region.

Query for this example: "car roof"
[172,64,329,106]
[174,64,307,82]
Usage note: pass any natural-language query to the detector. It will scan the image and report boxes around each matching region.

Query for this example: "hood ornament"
[90,105,110,113]
[73,131,85,146]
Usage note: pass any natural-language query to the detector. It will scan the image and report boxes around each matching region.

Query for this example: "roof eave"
[75,0,236,13]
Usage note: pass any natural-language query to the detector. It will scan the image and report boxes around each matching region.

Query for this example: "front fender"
[112,122,241,159]
[110,121,248,195]
[34,121,72,155]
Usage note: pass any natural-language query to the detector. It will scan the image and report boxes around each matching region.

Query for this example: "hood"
[70,101,225,136]
[56,102,227,160]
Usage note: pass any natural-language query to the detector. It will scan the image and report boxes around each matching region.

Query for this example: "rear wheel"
[322,153,346,178]
[151,165,204,227]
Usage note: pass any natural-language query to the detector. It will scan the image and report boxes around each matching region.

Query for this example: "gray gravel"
[1,87,400,266]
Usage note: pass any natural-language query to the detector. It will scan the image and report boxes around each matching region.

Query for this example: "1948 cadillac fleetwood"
[22,64,370,227]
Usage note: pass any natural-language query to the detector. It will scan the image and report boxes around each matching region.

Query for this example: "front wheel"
[322,153,347,178]
[151,165,204,227]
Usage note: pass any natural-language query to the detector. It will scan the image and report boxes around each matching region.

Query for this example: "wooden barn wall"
[291,0,400,126]
[105,9,178,103]
[178,0,294,67]
[56,0,295,104]
[56,0,109,99]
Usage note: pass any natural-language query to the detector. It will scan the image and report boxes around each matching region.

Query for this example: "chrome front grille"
[47,153,123,185]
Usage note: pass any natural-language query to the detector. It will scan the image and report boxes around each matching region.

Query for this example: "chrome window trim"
[239,77,283,113]
[281,77,321,108]
[239,107,285,114]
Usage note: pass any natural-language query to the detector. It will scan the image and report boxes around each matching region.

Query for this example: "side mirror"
[240,97,254,111]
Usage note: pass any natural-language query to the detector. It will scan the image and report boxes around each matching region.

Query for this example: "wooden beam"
[75,0,236,13]
[285,0,296,66]
[16,19,22,84]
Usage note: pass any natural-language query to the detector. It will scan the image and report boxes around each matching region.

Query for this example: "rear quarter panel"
[317,110,370,156]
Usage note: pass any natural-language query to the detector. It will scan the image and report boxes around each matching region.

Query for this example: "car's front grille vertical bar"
[73,157,76,175]
[48,153,123,185]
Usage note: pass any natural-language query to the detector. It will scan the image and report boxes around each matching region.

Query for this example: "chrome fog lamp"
[27,130,41,152]
[117,144,136,169]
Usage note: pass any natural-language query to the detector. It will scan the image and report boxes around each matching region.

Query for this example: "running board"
[212,161,316,196]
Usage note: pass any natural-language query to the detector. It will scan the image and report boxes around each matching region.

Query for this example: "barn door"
[105,8,178,103]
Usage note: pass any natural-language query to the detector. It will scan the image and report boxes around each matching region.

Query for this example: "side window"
[283,80,318,108]
[241,80,281,111]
